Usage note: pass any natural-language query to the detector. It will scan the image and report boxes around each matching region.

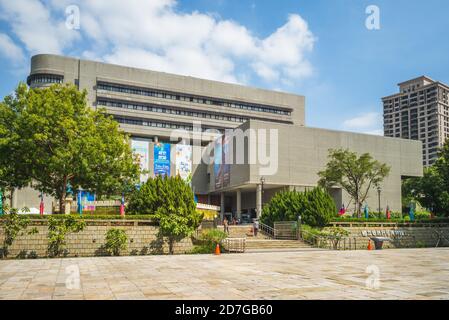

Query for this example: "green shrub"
[104,228,128,256]
[127,176,203,254]
[261,187,337,228]
[1,207,38,258]
[47,216,86,257]
[192,229,228,254]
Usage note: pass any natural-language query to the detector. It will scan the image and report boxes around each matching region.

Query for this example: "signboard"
[222,135,230,188]
[131,139,150,183]
[214,137,223,189]
[175,144,192,181]
[214,135,231,189]
[154,143,171,177]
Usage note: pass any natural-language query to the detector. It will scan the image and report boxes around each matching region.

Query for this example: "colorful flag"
[39,192,44,216]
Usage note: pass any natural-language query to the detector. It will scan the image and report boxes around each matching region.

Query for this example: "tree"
[127,176,203,254]
[318,149,390,217]
[260,187,337,228]
[403,140,449,216]
[3,83,139,212]
[0,84,32,206]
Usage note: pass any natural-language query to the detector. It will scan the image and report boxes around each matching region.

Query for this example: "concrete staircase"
[245,239,315,252]
[222,225,316,252]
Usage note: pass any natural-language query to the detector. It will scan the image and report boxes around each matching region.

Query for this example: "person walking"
[253,219,259,237]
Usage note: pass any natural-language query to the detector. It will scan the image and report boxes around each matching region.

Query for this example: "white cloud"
[343,112,380,129]
[0,0,80,55]
[0,33,25,63]
[342,112,383,135]
[0,0,315,86]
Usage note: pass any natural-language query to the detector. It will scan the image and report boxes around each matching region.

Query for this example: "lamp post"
[260,176,266,212]
[377,186,382,215]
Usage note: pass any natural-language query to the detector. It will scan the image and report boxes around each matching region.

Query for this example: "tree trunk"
[9,188,14,209]
[59,178,67,214]
[169,238,174,255]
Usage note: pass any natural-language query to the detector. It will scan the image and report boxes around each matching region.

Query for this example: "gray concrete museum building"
[15,54,423,219]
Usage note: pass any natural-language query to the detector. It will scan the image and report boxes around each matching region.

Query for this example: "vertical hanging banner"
[154,143,171,177]
[222,135,231,188]
[175,144,192,181]
[214,136,223,189]
[131,139,150,183]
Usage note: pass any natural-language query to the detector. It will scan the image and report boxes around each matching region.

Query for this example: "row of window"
[97,99,248,123]
[97,82,291,116]
[27,74,63,86]
[114,116,223,134]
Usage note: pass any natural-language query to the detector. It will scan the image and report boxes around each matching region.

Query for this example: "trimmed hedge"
[331,217,449,223]
[0,214,156,221]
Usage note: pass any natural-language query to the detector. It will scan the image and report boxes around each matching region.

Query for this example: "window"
[97,82,292,116]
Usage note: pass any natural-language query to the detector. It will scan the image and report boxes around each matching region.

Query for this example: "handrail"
[258,222,274,239]
[299,228,358,250]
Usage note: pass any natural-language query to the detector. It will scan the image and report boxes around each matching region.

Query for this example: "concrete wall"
[29,54,304,132]
[0,221,194,258]
[324,222,449,249]
[211,120,423,212]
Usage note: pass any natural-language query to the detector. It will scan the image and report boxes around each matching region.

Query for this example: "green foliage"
[0,83,31,194]
[261,187,337,228]
[1,207,38,258]
[104,228,128,256]
[47,215,86,257]
[321,227,349,249]
[200,229,227,245]
[318,148,390,217]
[191,229,227,254]
[1,83,139,213]
[128,176,203,254]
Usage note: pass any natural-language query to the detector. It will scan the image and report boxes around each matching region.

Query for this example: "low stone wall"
[326,222,449,249]
[0,220,194,259]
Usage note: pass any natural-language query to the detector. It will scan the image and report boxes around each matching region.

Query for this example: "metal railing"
[299,228,358,250]
[258,222,274,239]
[222,238,246,253]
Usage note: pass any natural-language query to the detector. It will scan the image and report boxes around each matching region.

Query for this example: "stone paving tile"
[0,248,449,300]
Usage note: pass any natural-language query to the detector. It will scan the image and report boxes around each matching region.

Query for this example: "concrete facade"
[16,54,424,218]
[210,120,422,218]
[383,76,449,166]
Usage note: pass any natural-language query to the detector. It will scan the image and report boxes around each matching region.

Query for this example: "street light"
[377,186,382,214]
[260,176,266,212]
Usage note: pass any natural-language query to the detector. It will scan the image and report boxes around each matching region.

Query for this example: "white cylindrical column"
[236,189,242,220]
[256,184,262,219]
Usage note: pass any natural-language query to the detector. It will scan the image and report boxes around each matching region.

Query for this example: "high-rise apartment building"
[383,76,449,166]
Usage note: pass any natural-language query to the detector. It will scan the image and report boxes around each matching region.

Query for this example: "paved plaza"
[0,248,448,300]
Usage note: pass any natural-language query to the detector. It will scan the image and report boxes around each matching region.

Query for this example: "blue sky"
[1,0,448,135]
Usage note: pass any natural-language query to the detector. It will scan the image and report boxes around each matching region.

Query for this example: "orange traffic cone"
[215,243,221,255]
[367,240,373,250]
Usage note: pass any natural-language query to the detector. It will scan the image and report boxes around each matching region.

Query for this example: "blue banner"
[154,143,171,177]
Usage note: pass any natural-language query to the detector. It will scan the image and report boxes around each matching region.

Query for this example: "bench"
[370,237,392,250]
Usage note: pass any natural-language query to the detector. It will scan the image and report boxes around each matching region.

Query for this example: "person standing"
[253,219,259,237]
[223,217,229,234]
